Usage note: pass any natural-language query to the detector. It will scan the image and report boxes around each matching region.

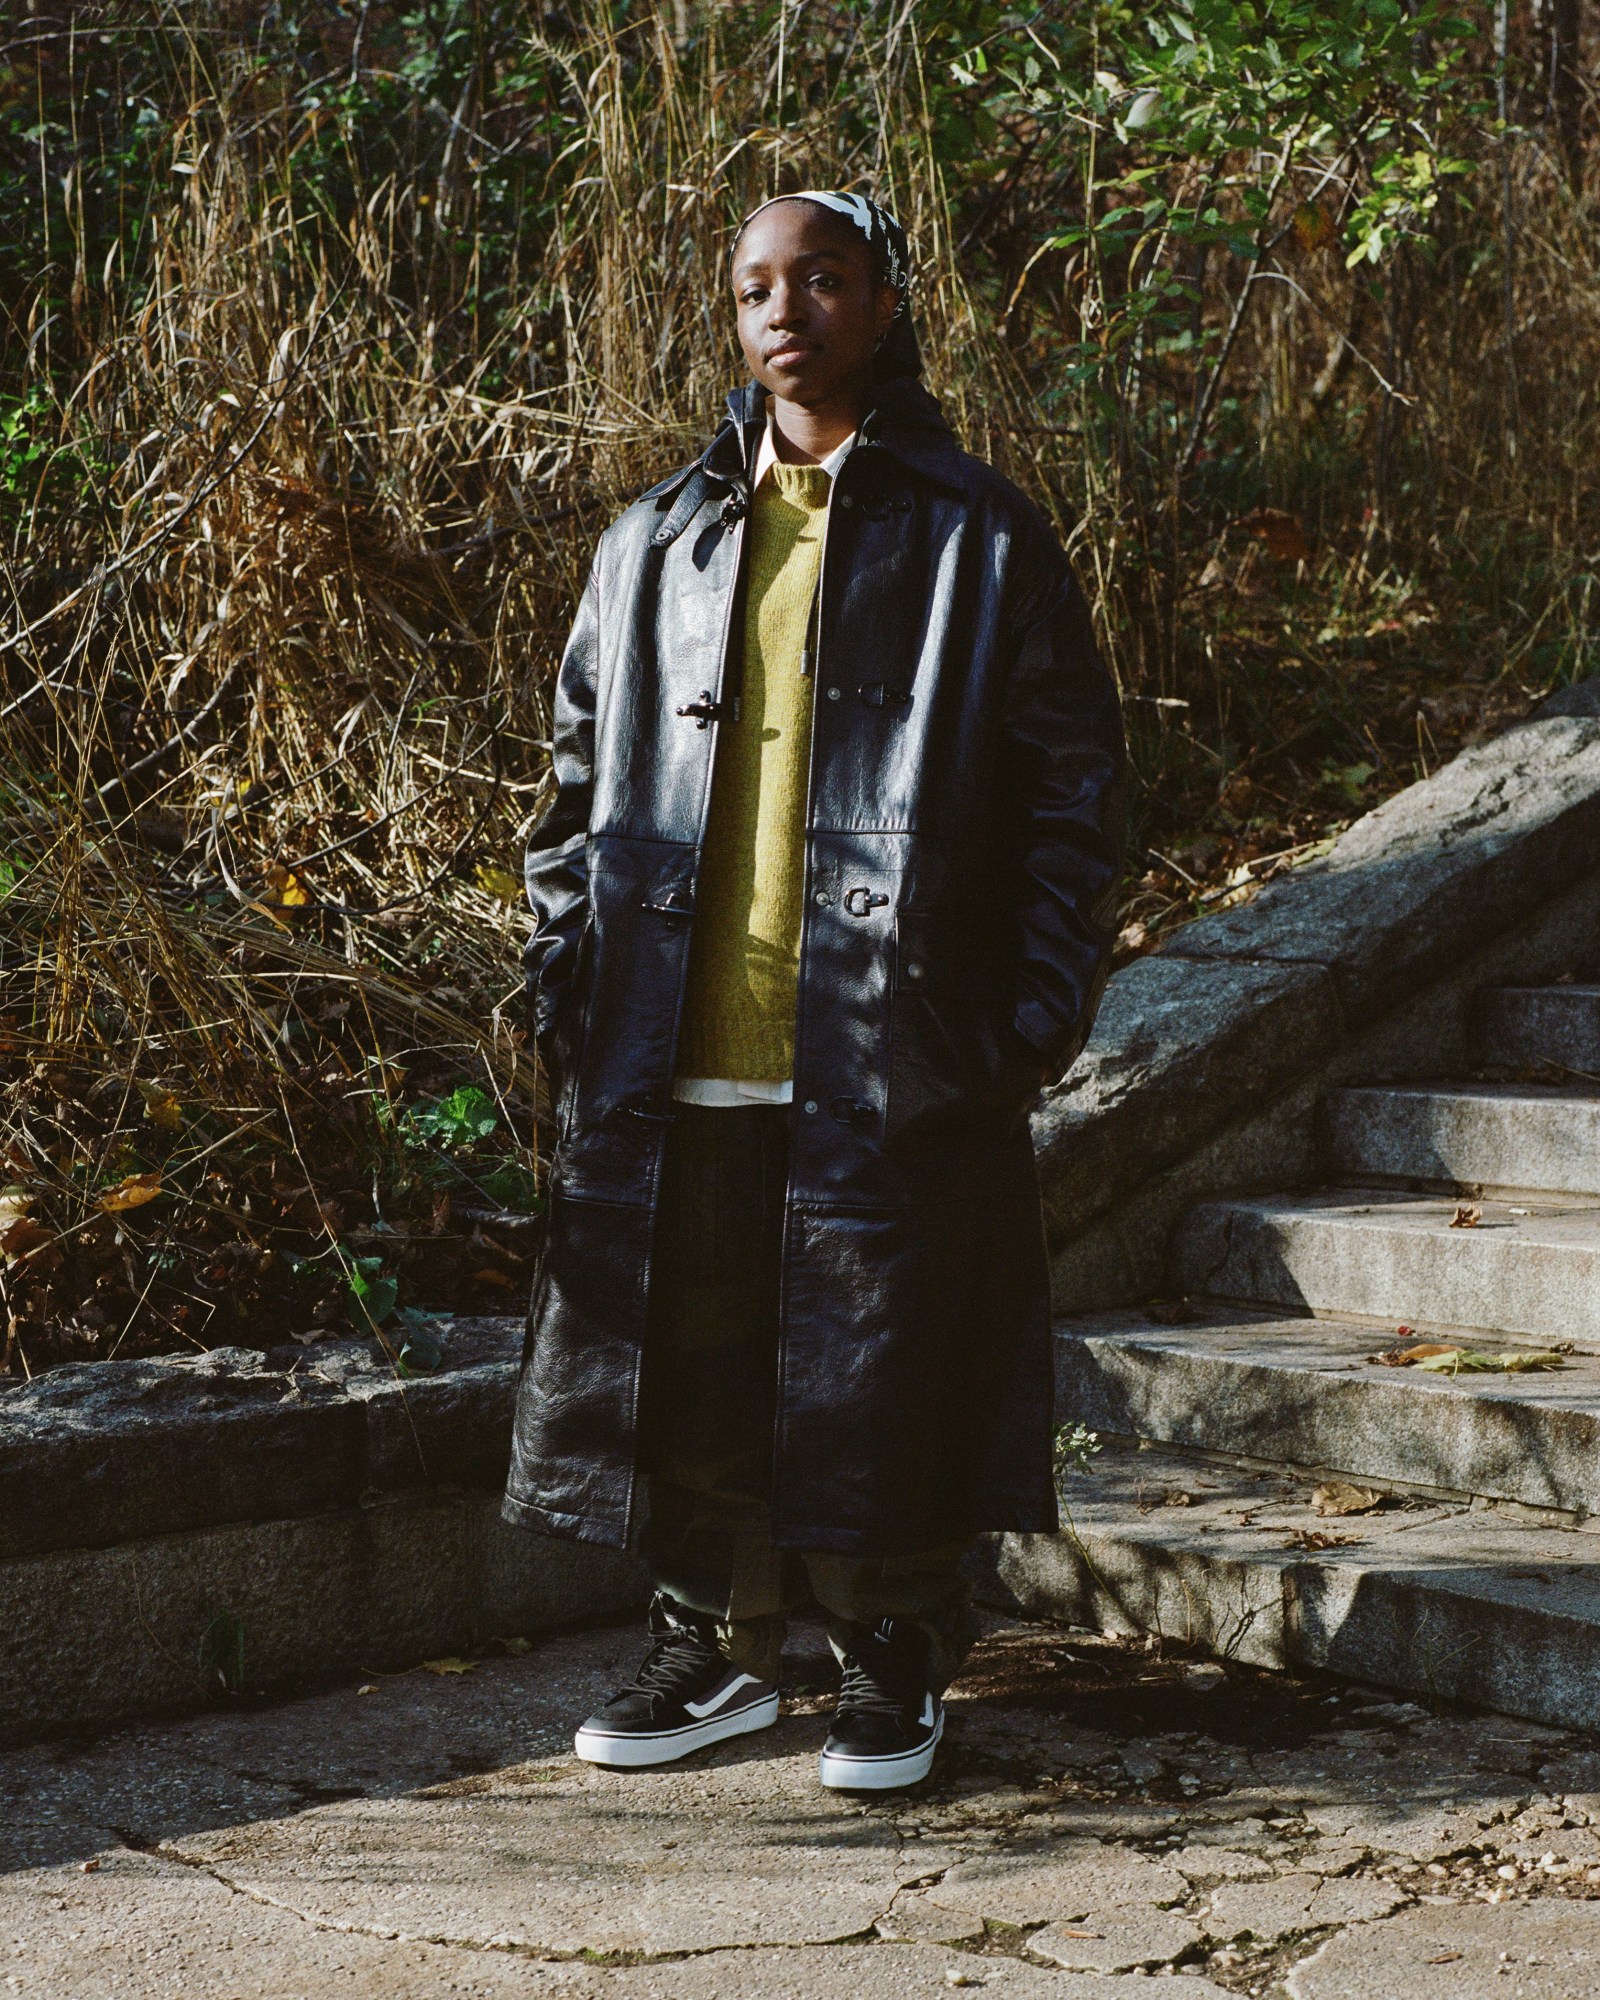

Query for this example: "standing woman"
[504,190,1126,1791]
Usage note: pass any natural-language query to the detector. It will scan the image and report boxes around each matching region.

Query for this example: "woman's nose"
[767,284,807,329]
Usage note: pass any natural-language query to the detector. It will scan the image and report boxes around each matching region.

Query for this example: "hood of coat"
[696,375,966,496]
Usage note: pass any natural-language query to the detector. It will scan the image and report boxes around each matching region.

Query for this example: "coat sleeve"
[996,551,1127,1088]
[523,551,600,1041]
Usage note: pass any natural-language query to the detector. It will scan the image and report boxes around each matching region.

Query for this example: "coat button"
[838,493,855,508]
[803,1099,819,1114]
[826,686,841,700]
[905,959,925,980]
[814,890,832,906]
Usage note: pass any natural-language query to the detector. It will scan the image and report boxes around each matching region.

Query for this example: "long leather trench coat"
[503,374,1126,1558]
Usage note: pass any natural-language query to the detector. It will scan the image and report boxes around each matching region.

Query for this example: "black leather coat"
[502,375,1126,1557]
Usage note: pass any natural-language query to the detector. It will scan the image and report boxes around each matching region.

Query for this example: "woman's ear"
[874,282,901,342]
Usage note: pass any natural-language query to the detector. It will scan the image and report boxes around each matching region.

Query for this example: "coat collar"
[695,375,966,495]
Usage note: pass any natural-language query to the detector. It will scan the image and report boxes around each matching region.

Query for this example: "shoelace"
[613,1627,724,1707]
[835,1652,919,1722]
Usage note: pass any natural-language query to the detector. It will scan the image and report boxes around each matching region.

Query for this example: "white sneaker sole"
[574,1692,780,1769]
[817,1709,944,1791]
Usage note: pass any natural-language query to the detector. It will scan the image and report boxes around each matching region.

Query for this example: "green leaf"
[349,1268,398,1329]
[393,1306,446,1375]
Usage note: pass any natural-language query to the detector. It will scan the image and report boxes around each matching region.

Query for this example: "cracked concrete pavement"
[9,1616,1600,1997]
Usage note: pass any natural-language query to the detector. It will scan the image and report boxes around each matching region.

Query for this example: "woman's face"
[732,200,900,409]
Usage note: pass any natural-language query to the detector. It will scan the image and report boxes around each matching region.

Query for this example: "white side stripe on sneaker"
[683,1673,762,1719]
[919,1694,936,1728]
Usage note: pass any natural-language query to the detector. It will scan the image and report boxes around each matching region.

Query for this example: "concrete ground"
[9,1617,1600,1999]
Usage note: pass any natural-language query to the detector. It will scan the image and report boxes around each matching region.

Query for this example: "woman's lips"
[766,342,818,366]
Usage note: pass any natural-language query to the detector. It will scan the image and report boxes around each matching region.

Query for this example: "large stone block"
[1474,983,1600,1071]
[1156,709,1600,1022]
[0,1491,643,1745]
[0,1347,363,1560]
[1323,1082,1600,1195]
[1055,1307,1600,1515]
[1169,1190,1600,1345]
[976,1440,1600,1730]
[1033,955,1341,1240]
[0,1318,523,1562]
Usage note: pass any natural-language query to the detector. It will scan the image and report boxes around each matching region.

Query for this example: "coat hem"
[764,1504,1059,1558]
[501,1488,631,1551]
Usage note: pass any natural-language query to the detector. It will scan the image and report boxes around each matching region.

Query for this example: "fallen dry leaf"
[1054,1929,1104,1941]
[99,1172,164,1213]
[474,862,524,905]
[1427,1951,1462,1965]
[263,863,310,907]
[1284,1528,1357,1550]
[1312,1481,1385,1518]
[0,1214,56,1265]
[1383,1342,1567,1376]
[1450,1202,1482,1228]
[138,1081,184,1132]
[419,1656,477,1677]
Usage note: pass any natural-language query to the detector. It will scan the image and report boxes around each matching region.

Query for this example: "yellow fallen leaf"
[419,1656,477,1677]
[1417,1347,1506,1373]
[0,1185,32,1232]
[1450,1203,1482,1229]
[99,1172,164,1213]
[1497,1351,1566,1373]
[264,863,310,907]
[138,1082,184,1132]
[475,863,523,905]
[1312,1481,1385,1518]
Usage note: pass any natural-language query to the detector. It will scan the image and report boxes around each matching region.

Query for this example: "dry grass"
[0,2,1595,1370]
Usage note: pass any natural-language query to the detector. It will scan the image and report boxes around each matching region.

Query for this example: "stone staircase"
[994,982,1600,1729]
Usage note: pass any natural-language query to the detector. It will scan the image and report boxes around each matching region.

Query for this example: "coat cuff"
[1012,997,1061,1063]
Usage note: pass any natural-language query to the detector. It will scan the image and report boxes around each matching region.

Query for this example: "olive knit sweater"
[675,459,829,1081]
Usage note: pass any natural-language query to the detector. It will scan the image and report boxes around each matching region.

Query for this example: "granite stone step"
[1323,1082,1600,1196]
[1473,983,1600,1074]
[977,1439,1600,1729]
[1170,1189,1600,1349]
[1055,1306,1600,1517]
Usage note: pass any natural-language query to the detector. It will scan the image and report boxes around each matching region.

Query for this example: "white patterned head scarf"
[734,188,921,379]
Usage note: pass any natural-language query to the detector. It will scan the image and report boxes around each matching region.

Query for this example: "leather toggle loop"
[843,886,889,917]
[830,1095,875,1125]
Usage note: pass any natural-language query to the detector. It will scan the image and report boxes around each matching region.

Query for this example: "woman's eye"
[740,289,767,305]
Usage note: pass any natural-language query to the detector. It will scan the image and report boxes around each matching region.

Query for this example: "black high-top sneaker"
[573,1594,780,1768]
[817,1617,943,1791]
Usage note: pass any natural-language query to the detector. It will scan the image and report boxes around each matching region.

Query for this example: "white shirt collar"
[751,402,857,492]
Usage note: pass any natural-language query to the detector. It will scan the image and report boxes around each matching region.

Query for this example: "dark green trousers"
[636,1098,974,1689]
